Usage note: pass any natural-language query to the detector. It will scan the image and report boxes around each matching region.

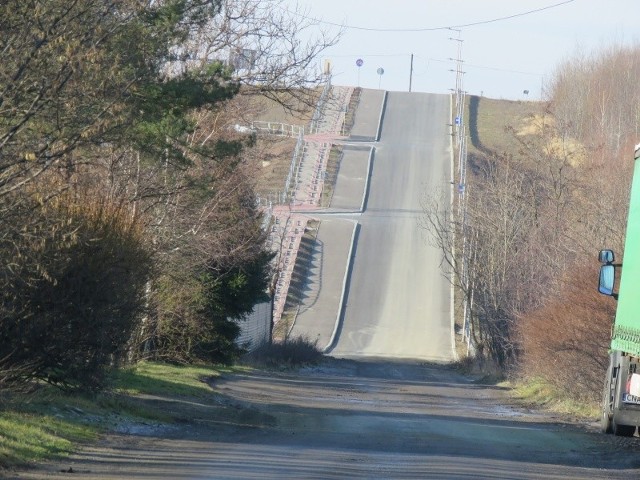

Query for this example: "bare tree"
[168,0,342,112]
[0,0,342,379]
[423,120,593,366]
[547,43,640,160]
[425,43,640,379]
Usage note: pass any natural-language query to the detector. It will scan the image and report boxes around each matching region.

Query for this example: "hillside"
[230,91,320,200]
[466,95,545,157]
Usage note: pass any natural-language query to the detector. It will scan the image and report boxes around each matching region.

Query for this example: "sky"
[283,0,640,100]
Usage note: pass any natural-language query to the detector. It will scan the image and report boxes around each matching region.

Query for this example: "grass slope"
[466,95,544,157]
[0,362,230,470]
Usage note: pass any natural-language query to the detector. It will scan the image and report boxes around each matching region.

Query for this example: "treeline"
[426,43,640,402]
[518,44,640,401]
[0,0,335,392]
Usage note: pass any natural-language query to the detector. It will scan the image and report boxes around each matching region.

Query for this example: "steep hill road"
[329,91,454,361]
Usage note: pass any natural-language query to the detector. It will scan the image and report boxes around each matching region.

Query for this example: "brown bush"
[517,263,615,403]
[0,191,152,392]
[242,336,323,368]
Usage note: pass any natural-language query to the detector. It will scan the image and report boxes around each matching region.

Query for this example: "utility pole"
[409,53,414,92]
[448,31,464,146]
[448,29,473,354]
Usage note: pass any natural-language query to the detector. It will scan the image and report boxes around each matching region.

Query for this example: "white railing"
[283,129,305,204]
[252,121,304,137]
[309,75,332,134]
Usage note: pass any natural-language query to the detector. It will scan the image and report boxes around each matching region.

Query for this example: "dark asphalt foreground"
[10,359,640,479]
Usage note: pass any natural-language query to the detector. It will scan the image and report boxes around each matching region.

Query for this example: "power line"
[463,62,543,77]
[282,0,575,32]
[322,53,544,78]
[320,53,415,58]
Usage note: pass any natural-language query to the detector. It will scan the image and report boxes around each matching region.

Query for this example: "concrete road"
[330,92,454,361]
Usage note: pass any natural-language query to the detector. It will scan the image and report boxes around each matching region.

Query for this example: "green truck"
[598,144,640,437]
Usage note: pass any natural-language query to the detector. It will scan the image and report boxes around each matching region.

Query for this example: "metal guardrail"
[309,75,332,134]
[262,78,360,328]
[283,130,304,204]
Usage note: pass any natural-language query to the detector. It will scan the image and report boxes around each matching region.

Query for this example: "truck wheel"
[600,405,613,434]
[612,422,636,437]
[600,365,614,434]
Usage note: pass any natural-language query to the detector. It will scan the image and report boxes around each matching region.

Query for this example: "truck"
[598,143,640,437]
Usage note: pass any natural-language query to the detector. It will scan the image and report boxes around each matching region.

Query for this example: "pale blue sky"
[286,0,640,100]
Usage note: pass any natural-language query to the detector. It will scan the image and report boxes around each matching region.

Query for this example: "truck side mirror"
[599,264,616,296]
[599,249,615,264]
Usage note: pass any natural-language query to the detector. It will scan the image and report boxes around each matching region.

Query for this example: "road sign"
[376,67,385,89]
[356,58,364,67]
[455,116,461,125]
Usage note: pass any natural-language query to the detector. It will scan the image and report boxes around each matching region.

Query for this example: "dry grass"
[510,378,600,419]
[220,89,320,200]
[321,146,343,207]
[515,114,587,167]
[251,136,298,199]
[242,336,323,368]
[343,87,361,134]
[272,310,295,342]
[466,96,544,156]
[243,89,321,125]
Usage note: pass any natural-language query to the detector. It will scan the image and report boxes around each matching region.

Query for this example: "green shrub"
[150,250,273,365]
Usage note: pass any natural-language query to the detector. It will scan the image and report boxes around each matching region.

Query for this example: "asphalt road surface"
[13,359,640,479]
[330,92,454,361]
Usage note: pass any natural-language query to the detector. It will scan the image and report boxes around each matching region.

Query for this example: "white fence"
[252,121,304,137]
